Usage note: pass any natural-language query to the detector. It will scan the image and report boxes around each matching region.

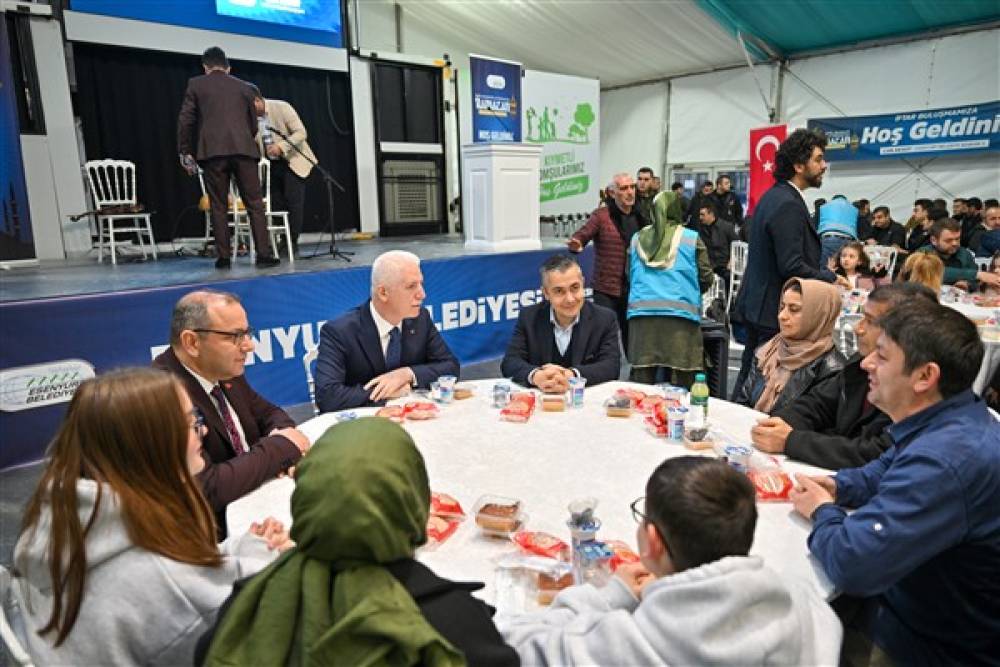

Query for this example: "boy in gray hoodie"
[501,456,842,665]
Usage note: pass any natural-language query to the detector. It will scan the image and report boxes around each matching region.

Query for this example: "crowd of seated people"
[6,145,999,667]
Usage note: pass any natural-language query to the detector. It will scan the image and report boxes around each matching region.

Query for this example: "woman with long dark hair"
[10,368,289,665]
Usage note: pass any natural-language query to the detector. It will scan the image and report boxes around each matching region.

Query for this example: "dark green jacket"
[917,245,978,284]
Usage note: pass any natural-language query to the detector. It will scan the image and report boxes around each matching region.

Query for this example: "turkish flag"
[748,124,787,217]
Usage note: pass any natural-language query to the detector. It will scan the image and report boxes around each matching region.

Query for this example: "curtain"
[72,43,359,241]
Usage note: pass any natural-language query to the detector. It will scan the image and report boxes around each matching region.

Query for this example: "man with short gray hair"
[568,172,645,346]
[315,250,460,412]
[154,289,308,536]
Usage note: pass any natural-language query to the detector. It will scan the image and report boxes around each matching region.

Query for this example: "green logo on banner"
[540,175,590,202]
[526,102,595,144]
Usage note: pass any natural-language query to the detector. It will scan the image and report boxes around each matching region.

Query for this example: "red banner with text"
[748,124,787,217]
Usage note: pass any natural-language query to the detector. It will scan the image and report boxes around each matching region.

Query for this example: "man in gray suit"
[177,46,279,269]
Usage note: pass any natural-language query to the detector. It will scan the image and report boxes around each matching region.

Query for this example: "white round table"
[227,380,835,611]
[943,301,1000,392]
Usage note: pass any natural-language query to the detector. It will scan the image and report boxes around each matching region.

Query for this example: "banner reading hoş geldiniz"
[470,54,522,143]
[747,124,787,217]
[808,100,999,161]
[522,70,600,217]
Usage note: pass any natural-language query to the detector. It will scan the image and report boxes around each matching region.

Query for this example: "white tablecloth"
[227,380,835,608]
[944,301,1000,392]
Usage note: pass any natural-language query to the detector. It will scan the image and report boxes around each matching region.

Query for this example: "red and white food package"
[375,405,405,423]
[614,388,647,409]
[430,491,465,519]
[403,401,439,420]
[425,514,461,547]
[747,468,794,502]
[637,394,664,415]
[605,540,640,572]
[512,531,570,560]
[501,393,536,423]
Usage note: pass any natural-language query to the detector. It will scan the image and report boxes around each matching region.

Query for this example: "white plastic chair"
[84,160,157,265]
[864,245,899,277]
[303,346,319,415]
[0,566,33,666]
[975,257,991,272]
[703,274,725,317]
[727,240,749,312]
[231,159,294,264]
[835,313,862,357]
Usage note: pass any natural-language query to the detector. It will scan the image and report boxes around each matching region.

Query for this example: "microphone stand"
[267,125,353,262]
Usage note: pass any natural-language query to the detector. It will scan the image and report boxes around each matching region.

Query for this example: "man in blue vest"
[817,195,858,267]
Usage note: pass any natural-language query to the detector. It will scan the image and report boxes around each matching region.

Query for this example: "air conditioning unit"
[383,160,440,224]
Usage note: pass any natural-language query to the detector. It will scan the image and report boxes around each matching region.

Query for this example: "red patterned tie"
[210,385,246,456]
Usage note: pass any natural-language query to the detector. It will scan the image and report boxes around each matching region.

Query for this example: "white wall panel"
[668,65,776,165]
[349,57,380,234]
[600,82,667,187]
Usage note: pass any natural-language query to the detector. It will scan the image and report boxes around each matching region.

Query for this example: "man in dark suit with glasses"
[153,289,308,536]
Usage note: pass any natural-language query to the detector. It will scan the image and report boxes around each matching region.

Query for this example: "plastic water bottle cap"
[695,373,706,382]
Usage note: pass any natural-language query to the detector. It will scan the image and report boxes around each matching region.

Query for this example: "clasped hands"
[531,364,574,393]
[365,367,416,402]
[249,517,295,553]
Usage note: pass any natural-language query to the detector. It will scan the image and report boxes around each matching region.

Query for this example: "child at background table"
[831,241,884,291]
[500,456,841,666]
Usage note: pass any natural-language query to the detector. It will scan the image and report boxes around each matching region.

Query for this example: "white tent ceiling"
[385,0,749,87]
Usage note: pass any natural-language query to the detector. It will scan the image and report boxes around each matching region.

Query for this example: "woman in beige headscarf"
[734,278,846,414]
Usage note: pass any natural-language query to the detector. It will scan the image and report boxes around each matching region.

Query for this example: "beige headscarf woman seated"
[735,278,847,414]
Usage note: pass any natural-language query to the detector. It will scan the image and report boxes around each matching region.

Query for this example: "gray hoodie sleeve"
[500,579,663,666]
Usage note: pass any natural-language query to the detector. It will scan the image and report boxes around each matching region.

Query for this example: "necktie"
[210,385,246,456]
[385,327,401,370]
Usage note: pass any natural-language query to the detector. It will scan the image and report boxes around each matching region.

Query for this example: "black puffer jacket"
[735,347,847,415]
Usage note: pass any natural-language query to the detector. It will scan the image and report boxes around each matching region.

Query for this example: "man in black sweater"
[749,283,937,469]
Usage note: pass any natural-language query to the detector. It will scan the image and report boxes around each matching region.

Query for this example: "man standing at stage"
[254,93,315,257]
[177,46,279,269]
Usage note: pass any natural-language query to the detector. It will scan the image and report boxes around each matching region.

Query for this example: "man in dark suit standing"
[153,289,308,534]
[502,254,621,391]
[177,46,279,269]
[732,129,848,399]
[315,250,460,412]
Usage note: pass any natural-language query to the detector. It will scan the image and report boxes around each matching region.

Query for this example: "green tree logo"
[569,103,595,143]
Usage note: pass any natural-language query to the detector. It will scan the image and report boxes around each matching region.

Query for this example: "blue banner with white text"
[808,101,1000,161]
[470,54,522,143]
[0,19,36,263]
[0,248,592,469]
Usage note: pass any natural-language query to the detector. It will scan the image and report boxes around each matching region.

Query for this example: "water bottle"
[690,373,710,423]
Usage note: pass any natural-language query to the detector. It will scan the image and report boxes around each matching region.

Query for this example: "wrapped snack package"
[494,554,574,607]
[501,392,537,423]
[744,452,794,502]
[537,569,575,605]
[473,494,525,537]
[613,388,647,409]
[375,405,405,423]
[425,514,462,548]
[513,530,570,560]
[430,491,465,520]
[403,401,439,420]
[604,395,633,418]
[541,394,567,412]
[604,540,640,572]
[682,424,714,449]
[637,394,664,415]
[453,385,474,400]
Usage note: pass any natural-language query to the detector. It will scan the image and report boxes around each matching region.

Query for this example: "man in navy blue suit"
[314,250,460,412]
[732,129,848,398]
[501,254,621,391]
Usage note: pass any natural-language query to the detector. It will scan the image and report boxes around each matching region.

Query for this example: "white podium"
[462,143,542,253]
